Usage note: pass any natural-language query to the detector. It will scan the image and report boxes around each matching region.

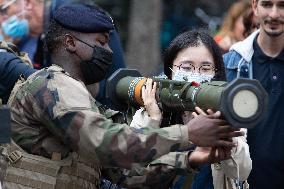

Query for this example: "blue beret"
[53,4,114,33]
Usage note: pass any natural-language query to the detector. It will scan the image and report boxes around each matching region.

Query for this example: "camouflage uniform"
[105,152,191,189]
[6,65,192,188]
[100,108,194,189]
[103,108,193,189]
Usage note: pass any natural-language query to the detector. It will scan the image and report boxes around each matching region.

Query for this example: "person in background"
[223,0,284,188]
[0,0,29,40]
[0,28,3,41]
[24,0,44,37]
[0,11,6,41]
[23,0,50,68]
[242,5,259,38]
[0,41,36,104]
[0,0,39,65]
[214,0,250,53]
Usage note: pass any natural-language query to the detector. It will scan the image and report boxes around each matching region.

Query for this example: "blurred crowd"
[0,0,259,68]
[0,0,284,189]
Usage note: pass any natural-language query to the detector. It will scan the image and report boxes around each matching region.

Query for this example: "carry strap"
[1,141,101,189]
[5,173,55,189]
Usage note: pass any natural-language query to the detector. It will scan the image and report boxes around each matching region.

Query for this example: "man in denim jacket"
[223,0,284,189]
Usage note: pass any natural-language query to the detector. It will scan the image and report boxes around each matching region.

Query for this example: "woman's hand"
[141,79,162,121]
[188,146,232,169]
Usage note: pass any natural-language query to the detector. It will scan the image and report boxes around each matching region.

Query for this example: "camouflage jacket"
[102,151,191,189]
[8,65,192,170]
[101,108,193,189]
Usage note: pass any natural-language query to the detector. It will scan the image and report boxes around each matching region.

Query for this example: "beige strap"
[51,152,62,161]
[7,150,22,163]
[7,140,72,167]
[61,163,99,184]
[3,141,100,188]
[12,158,59,177]
[5,173,55,189]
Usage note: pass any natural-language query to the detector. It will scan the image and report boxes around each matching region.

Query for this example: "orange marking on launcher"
[134,78,147,106]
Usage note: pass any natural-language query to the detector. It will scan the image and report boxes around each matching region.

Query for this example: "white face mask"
[172,70,214,83]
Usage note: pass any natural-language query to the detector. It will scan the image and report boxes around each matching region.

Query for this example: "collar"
[230,30,259,62]
[253,35,270,64]
[253,36,284,63]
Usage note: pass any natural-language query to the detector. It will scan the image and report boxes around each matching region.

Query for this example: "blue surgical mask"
[1,15,29,38]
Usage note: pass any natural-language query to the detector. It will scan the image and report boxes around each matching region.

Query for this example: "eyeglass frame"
[173,63,217,74]
[0,0,16,15]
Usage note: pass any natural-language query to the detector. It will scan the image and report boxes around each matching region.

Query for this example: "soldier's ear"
[64,34,76,53]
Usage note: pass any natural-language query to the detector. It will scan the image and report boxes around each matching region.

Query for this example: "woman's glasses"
[173,63,216,75]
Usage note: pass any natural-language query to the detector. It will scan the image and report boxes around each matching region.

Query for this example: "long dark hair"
[163,29,226,81]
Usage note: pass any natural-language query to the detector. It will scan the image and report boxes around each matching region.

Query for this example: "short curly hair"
[45,19,79,53]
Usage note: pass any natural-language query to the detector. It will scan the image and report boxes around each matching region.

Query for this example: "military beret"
[53,4,114,33]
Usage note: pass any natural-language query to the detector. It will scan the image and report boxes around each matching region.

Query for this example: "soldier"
[5,4,243,188]
[0,41,36,104]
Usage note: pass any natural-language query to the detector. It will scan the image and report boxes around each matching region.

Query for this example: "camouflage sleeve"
[28,71,192,169]
[102,151,191,188]
[148,151,191,172]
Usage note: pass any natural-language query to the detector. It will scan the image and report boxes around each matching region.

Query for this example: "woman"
[214,0,250,53]
[131,30,251,189]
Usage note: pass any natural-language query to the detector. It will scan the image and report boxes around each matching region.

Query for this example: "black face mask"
[75,37,113,85]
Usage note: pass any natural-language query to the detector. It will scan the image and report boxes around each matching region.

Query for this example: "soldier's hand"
[142,79,162,121]
[188,147,232,169]
[186,112,244,147]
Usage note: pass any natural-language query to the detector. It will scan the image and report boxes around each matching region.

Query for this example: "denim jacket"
[223,30,259,82]
[216,30,260,189]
